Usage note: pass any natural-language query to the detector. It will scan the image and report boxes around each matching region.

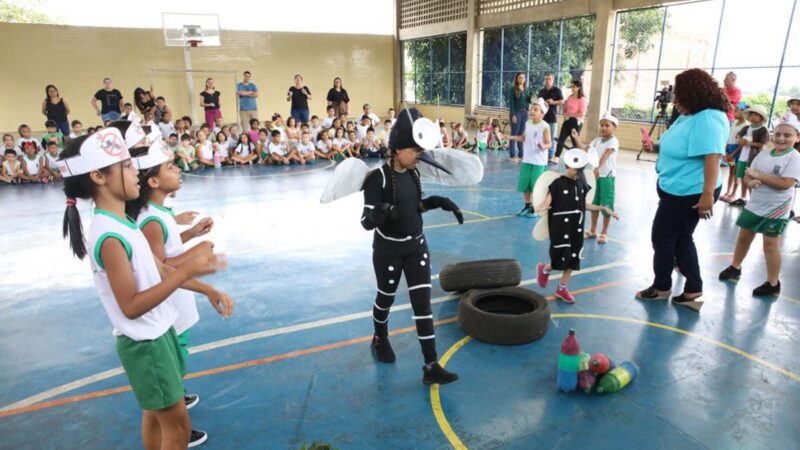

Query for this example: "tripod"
[637,103,670,162]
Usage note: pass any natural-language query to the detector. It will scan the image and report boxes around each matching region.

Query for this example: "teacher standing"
[42,84,71,136]
[508,72,532,163]
[200,78,222,127]
[287,74,312,124]
[326,77,350,118]
[635,69,729,311]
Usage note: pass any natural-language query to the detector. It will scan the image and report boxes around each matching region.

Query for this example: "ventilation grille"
[400,0,469,29]
[479,0,565,15]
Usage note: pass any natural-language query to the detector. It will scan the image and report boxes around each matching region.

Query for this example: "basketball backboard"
[162,13,221,47]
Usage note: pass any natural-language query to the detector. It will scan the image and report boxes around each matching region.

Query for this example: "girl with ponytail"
[58,127,231,449]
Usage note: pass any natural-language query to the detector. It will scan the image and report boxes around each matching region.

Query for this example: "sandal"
[598,234,608,245]
[672,293,703,311]
[635,286,671,301]
[584,231,597,239]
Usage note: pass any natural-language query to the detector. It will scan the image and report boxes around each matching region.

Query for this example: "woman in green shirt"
[508,72,532,162]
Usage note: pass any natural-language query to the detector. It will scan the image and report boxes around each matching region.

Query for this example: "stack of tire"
[440,259,550,345]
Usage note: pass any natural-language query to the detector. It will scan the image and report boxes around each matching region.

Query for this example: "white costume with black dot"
[361,164,437,363]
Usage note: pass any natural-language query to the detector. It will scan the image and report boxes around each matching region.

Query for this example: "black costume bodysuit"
[361,164,437,364]
[547,175,591,271]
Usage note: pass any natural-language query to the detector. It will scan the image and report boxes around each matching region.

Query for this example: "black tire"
[438,259,522,292]
[458,287,550,345]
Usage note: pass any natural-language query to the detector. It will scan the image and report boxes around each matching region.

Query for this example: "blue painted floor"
[1,150,799,449]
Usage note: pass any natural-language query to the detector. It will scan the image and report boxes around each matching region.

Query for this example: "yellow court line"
[425,214,515,229]
[431,312,800,450]
[459,209,491,220]
[430,336,472,450]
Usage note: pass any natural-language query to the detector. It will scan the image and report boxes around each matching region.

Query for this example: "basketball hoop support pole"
[183,47,197,126]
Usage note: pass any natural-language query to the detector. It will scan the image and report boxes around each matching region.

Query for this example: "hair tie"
[66,197,77,207]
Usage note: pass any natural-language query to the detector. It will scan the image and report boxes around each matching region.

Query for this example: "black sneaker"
[188,429,208,448]
[730,198,747,206]
[184,394,199,410]
[371,336,396,363]
[752,281,780,297]
[718,265,742,282]
[423,362,459,385]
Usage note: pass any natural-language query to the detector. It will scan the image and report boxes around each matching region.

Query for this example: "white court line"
[0,260,628,411]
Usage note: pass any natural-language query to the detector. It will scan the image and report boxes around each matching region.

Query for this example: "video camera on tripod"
[654,81,673,117]
[638,81,674,161]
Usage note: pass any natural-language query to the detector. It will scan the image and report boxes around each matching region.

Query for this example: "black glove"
[422,196,464,225]
[368,203,396,226]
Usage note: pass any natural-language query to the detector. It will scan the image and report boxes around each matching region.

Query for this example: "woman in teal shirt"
[636,69,729,311]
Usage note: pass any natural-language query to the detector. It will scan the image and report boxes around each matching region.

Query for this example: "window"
[479,16,595,108]
[402,33,467,106]
[609,0,800,123]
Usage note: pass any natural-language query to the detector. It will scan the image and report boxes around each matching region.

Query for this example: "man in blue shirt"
[237,71,259,128]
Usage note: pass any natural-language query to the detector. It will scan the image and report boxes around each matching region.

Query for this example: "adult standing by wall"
[538,73,564,163]
[508,72,532,163]
[554,80,587,162]
[327,77,350,118]
[133,87,156,117]
[91,77,124,123]
[200,78,222,127]
[287,74,312,124]
[238,71,259,128]
[635,69,729,311]
[42,84,70,136]
[723,72,742,124]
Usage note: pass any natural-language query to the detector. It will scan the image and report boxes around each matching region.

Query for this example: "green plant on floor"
[299,441,338,450]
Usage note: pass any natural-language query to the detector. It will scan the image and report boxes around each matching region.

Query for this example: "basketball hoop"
[187,39,201,48]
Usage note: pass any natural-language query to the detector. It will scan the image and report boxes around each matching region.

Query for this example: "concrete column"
[393,0,402,109]
[585,0,616,138]
[464,0,479,118]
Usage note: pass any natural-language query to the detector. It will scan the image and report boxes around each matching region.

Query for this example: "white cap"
[531,97,549,115]
[57,128,130,178]
[133,139,170,170]
[777,115,800,134]
[600,111,618,127]
[122,115,161,148]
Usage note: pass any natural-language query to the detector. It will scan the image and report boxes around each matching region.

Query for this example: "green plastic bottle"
[596,361,638,394]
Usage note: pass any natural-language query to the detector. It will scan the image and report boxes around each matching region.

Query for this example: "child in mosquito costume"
[320,108,484,385]
[531,148,619,303]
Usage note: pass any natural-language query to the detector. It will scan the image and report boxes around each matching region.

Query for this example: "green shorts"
[592,176,616,216]
[735,161,749,178]
[177,328,191,373]
[116,327,185,410]
[736,208,788,237]
[517,163,546,193]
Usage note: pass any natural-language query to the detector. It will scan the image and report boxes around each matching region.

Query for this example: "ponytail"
[125,165,160,220]
[63,196,86,259]
[60,135,96,259]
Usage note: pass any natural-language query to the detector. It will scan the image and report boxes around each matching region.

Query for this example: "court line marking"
[0,278,632,419]
[0,261,627,412]
[431,312,800,450]
[459,209,490,220]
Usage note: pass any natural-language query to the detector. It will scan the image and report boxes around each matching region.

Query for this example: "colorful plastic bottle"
[557,329,581,393]
[577,352,596,393]
[596,361,639,394]
[589,353,615,375]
